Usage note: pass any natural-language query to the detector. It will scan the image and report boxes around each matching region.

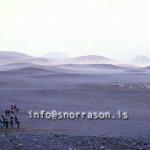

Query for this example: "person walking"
[5,117,9,129]
[1,115,6,127]
[16,118,20,129]
[10,119,13,128]
[0,117,3,128]
[10,115,14,128]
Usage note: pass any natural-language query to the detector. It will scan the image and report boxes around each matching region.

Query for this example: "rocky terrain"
[0,132,150,150]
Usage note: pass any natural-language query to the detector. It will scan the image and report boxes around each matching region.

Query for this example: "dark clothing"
[1,105,20,129]
[0,119,3,128]
[17,120,20,129]
[15,117,17,123]
[10,119,14,128]
[1,116,6,127]
[5,120,9,129]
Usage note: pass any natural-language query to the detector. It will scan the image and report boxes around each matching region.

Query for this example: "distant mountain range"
[130,55,150,66]
[0,51,32,60]
[0,51,150,70]
[0,51,32,65]
[67,55,118,65]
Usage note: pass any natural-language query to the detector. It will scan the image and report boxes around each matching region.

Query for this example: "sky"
[0,0,150,61]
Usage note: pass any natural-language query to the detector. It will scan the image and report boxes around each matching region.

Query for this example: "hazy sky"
[0,0,150,60]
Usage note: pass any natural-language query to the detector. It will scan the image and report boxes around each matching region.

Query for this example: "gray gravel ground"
[0,133,150,150]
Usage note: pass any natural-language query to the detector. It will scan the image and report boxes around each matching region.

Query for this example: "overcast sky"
[0,0,150,60]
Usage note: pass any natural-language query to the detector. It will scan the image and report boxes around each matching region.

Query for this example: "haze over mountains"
[0,51,150,71]
[0,51,32,59]
[0,51,32,65]
[130,55,150,66]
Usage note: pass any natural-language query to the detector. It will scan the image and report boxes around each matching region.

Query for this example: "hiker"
[1,105,20,129]
[0,117,3,128]
[10,118,14,128]
[16,107,19,113]
[10,114,14,128]
[11,105,14,111]
[1,115,6,127]
[16,118,20,129]
[5,117,9,129]
[10,113,14,119]
[14,105,19,114]
[14,115,17,124]
[11,109,14,115]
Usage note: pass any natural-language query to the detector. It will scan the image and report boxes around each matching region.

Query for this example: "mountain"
[0,51,32,65]
[1,67,50,75]
[0,51,32,60]
[0,64,126,76]
[5,62,37,67]
[142,66,150,70]
[44,64,128,75]
[67,55,118,64]
[117,64,138,69]
[58,64,126,70]
[44,52,69,59]
[131,55,150,66]
[3,62,40,70]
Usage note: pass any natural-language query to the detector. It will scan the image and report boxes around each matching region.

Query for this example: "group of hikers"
[0,105,20,129]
